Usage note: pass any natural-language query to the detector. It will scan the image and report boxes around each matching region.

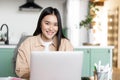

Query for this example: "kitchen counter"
[0,44,17,48]
[0,44,114,49]
[74,46,114,49]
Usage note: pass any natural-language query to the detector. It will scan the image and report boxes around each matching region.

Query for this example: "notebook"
[30,51,83,80]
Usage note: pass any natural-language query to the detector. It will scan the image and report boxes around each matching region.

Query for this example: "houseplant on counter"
[80,1,99,29]
[79,1,100,45]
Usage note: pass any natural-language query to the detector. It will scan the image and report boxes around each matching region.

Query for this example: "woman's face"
[41,14,58,42]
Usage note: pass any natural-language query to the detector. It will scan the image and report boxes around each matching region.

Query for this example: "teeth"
[47,31,53,35]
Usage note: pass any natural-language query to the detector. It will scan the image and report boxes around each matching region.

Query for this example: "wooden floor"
[112,68,120,80]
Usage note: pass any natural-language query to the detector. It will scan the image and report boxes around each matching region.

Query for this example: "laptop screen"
[30,51,83,80]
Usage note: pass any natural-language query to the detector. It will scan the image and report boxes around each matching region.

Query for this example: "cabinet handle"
[108,49,110,53]
[87,50,90,53]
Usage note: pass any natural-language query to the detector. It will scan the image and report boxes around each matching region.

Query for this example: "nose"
[49,25,53,30]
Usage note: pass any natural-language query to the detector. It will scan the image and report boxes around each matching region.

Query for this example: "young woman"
[15,7,73,79]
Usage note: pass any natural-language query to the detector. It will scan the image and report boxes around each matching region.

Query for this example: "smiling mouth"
[46,31,54,35]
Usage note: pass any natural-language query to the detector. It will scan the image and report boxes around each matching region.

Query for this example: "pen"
[94,65,97,71]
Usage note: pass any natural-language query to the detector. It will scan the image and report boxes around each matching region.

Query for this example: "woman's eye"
[45,22,49,25]
[54,23,58,26]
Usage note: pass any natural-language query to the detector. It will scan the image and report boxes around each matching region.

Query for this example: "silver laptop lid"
[30,51,83,80]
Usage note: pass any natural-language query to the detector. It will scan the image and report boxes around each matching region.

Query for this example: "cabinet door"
[0,48,17,77]
[74,48,90,77]
[90,49,111,76]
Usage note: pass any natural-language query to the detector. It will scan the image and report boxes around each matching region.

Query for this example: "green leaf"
[79,1,99,30]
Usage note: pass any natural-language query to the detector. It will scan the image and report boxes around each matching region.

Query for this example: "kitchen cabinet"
[74,48,90,77]
[0,45,17,77]
[90,49,112,75]
[0,45,113,79]
[74,46,113,78]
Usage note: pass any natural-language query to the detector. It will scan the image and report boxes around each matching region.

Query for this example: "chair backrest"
[12,35,30,74]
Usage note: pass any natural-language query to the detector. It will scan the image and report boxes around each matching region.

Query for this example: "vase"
[88,28,100,45]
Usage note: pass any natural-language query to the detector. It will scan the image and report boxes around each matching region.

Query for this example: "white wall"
[0,0,90,46]
[66,0,89,47]
[0,0,65,44]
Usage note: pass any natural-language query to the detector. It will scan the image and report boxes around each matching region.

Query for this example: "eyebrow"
[43,20,58,24]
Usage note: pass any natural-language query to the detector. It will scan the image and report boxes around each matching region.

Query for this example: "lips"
[46,31,54,36]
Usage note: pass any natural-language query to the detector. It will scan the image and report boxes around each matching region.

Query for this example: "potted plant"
[80,1,100,45]
[79,1,99,30]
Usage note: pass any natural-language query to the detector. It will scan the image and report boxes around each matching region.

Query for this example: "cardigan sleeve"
[64,39,74,51]
[15,38,31,79]
[59,39,74,51]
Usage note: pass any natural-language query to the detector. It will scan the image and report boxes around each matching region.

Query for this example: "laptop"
[30,51,83,80]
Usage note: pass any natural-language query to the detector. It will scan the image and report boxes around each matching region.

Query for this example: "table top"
[0,77,26,80]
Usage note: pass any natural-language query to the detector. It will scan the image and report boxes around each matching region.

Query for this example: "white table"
[0,77,11,80]
[0,77,26,80]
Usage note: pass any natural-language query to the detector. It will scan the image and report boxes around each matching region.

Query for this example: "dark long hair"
[33,7,66,50]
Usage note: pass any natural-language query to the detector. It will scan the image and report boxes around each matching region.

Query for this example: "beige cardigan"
[15,34,73,79]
